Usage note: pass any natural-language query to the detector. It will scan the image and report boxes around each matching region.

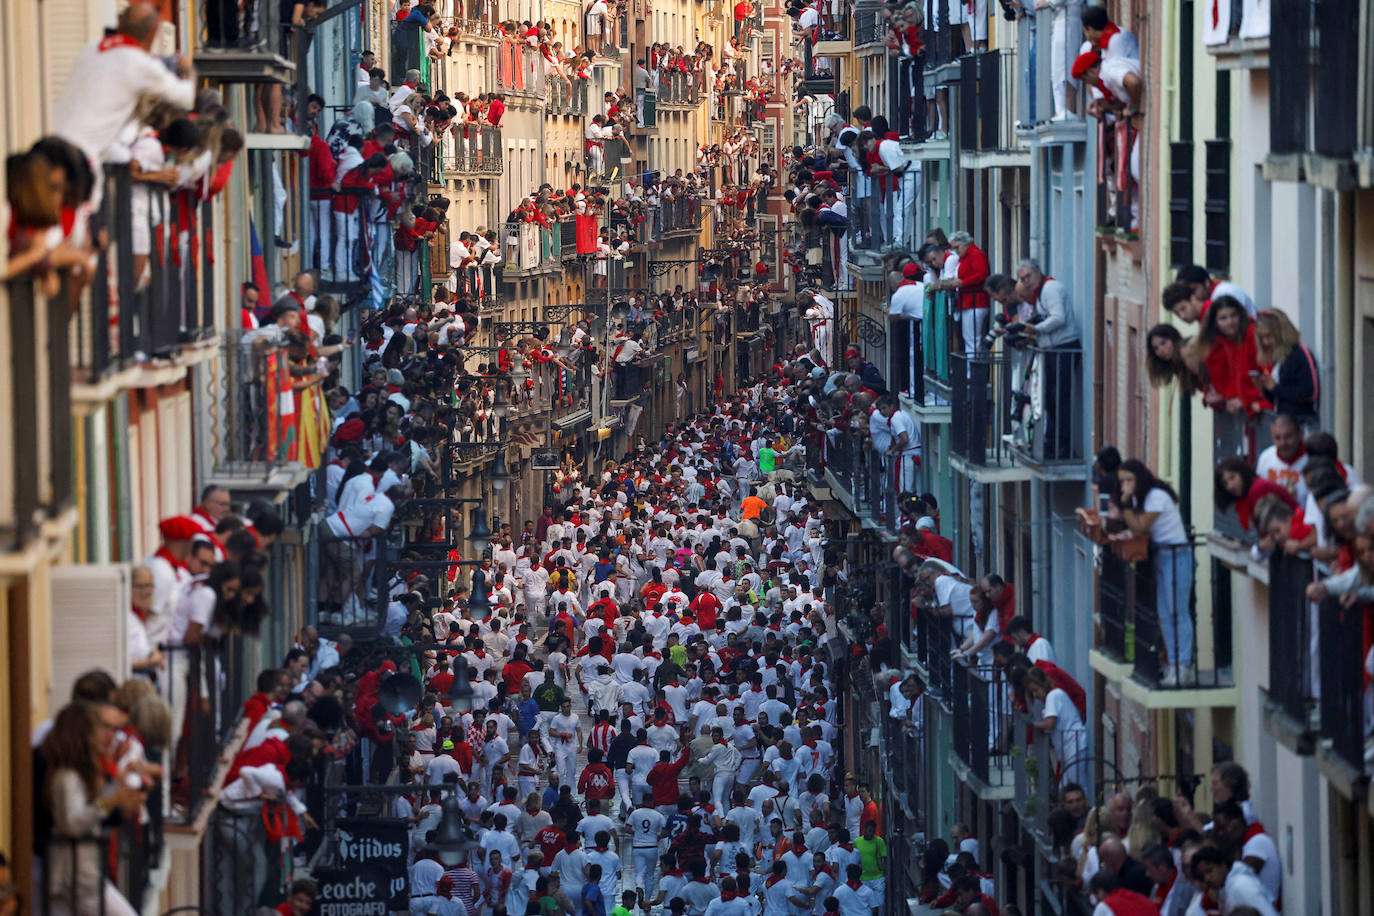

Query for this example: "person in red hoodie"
[1199,295,1267,415]
[647,747,692,810]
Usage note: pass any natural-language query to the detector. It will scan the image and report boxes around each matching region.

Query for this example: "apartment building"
[808,0,1374,912]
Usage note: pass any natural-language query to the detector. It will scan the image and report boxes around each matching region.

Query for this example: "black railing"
[547,76,590,115]
[1099,542,1227,689]
[40,821,160,916]
[1268,550,1316,731]
[950,351,1017,467]
[163,638,248,825]
[1317,595,1366,776]
[1011,345,1084,464]
[309,187,375,292]
[958,50,1003,152]
[202,0,287,54]
[951,663,1013,786]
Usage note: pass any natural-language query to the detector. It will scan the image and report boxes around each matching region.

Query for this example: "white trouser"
[519,775,538,798]
[332,210,356,278]
[960,307,988,361]
[890,171,915,250]
[736,756,760,786]
[554,745,578,787]
[632,847,659,894]
[615,770,634,815]
[538,710,557,751]
[1050,10,1067,118]
[712,770,737,810]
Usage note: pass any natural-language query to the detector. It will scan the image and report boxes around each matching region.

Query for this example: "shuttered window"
[48,565,131,711]
[40,0,94,129]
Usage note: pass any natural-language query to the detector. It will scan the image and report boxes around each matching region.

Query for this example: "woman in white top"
[1026,666,1087,791]
[1113,458,1194,686]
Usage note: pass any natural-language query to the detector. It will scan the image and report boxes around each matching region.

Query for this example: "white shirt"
[55,42,196,166]
[1255,446,1309,506]
[629,807,666,846]
[1142,487,1189,545]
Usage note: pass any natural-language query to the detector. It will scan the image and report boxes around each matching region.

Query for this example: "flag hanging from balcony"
[248,218,271,321]
[360,213,385,310]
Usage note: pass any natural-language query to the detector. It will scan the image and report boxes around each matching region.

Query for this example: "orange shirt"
[740,495,767,519]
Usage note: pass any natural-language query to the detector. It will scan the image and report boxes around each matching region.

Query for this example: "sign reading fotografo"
[329,817,409,911]
[310,868,392,916]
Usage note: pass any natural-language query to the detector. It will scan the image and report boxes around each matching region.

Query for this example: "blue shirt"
[517,698,541,734]
[582,882,606,916]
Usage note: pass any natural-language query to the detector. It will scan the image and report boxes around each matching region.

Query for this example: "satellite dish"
[378,673,423,715]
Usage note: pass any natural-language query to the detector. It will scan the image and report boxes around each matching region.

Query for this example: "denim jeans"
[1155,545,1195,668]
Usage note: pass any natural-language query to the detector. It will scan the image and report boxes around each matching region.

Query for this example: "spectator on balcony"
[356,68,390,109]
[951,0,989,53]
[1214,456,1298,533]
[980,574,1014,628]
[1033,0,1074,120]
[952,586,1001,667]
[934,231,990,362]
[1005,615,1055,664]
[53,3,195,176]
[1255,414,1310,505]
[1085,868,1155,916]
[843,348,887,394]
[1073,49,1142,124]
[1197,296,1267,416]
[1211,800,1282,908]
[1025,665,1087,789]
[1187,844,1278,916]
[1111,459,1193,684]
[1249,493,1313,564]
[1145,324,1207,392]
[1080,6,1139,60]
[40,703,148,916]
[1252,310,1319,425]
[1175,263,1257,319]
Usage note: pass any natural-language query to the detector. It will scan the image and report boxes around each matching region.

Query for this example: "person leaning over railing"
[38,704,148,916]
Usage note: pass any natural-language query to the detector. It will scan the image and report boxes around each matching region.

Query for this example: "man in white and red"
[588,711,617,755]
[1080,5,1139,61]
[357,49,377,86]
[1006,615,1055,664]
[191,485,232,535]
[1255,413,1310,506]
[144,516,198,647]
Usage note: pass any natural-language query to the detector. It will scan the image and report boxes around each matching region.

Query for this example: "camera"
[981,312,1009,348]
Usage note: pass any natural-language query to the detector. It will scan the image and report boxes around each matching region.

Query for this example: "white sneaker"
[1159,669,1179,688]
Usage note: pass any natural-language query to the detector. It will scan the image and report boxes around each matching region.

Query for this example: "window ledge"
[1205,36,1269,70]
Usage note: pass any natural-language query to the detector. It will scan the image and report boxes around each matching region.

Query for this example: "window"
[1203,139,1230,273]
[1168,142,1193,268]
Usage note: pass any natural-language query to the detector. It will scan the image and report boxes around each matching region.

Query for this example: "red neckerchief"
[765,874,784,887]
[1151,870,1177,906]
[1097,22,1120,51]
[98,34,144,52]
[846,879,863,890]
[1243,820,1267,843]
[131,602,147,622]
[154,546,185,570]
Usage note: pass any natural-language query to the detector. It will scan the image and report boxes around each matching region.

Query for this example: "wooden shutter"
[40,0,95,130]
[48,565,131,711]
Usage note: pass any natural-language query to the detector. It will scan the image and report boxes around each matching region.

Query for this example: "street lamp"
[465,505,491,555]
[491,381,511,420]
[445,662,475,715]
[431,792,480,866]
[489,450,513,492]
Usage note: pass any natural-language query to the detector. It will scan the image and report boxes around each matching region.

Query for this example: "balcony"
[209,330,316,486]
[852,4,887,49]
[308,187,380,297]
[1094,541,1236,701]
[897,290,955,421]
[438,133,504,178]
[1263,0,1364,189]
[842,175,921,266]
[650,197,707,242]
[1204,0,1270,69]
[656,71,704,108]
[911,606,956,694]
[821,432,898,526]
[1262,551,1318,753]
[958,49,1029,168]
[71,166,218,386]
[1314,595,1371,797]
[161,640,250,824]
[494,43,546,101]
[1013,9,1089,143]
[502,221,565,276]
[1005,346,1085,478]
[547,77,591,116]
[435,15,502,45]
[949,351,1031,482]
[197,0,297,82]
[950,662,1016,798]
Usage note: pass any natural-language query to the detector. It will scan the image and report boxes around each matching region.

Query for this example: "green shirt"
[611,907,634,916]
[853,834,887,880]
[533,681,566,712]
[667,644,688,667]
[758,446,776,473]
